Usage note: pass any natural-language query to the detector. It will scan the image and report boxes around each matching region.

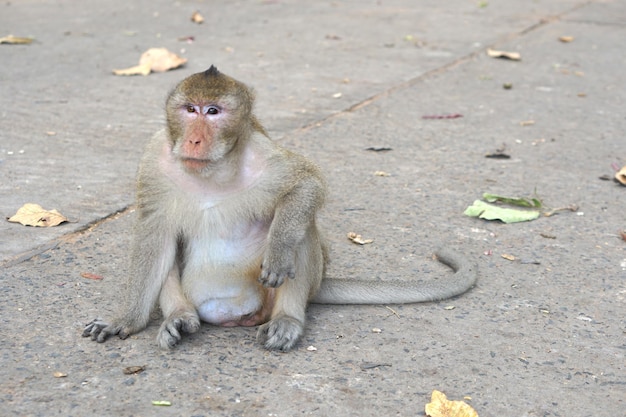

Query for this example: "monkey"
[83,66,477,352]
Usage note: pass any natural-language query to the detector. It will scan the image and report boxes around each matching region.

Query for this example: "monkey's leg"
[156,264,200,349]
[257,229,324,351]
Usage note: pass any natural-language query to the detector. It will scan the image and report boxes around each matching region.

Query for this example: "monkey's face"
[165,69,255,174]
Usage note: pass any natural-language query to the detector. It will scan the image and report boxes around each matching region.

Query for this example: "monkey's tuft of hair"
[204,65,220,77]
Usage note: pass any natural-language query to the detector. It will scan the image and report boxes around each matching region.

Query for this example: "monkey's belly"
[196,294,263,326]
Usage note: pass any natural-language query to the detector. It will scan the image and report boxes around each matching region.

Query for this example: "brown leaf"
[113,48,187,76]
[0,35,34,44]
[501,254,516,261]
[191,11,205,24]
[53,371,68,378]
[123,365,146,375]
[8,203,68,227]
[81,272,104,281]
[619,230,626,242]
[425,390,479,417]
[487,48,521,61]
[559,36,574,43]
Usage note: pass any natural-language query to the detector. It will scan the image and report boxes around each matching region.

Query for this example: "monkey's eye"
[186,105,196,113]
[206,106,220,115]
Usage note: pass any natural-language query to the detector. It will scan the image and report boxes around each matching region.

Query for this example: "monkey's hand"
[258,250,296,288]
[82,318,136,342]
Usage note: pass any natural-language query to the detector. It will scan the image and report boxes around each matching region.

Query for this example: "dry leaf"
[8,203,68,227]
[81,272,104,281]
[0,35,34,44]
[519,120,535,126]
[487,48,521,61]
[501,254,516,261]
[425,390,479,417]
[615,166,626,185]
[191,11,204,24]
[306,346,318,351]
[347,232,373,245]
[619,230,626,241]
[113,63,151,76]
[559,36,574,43]
[53,371,68,378]
[123,365,146,375]
[113,48,187,76]
[374,171,390,177]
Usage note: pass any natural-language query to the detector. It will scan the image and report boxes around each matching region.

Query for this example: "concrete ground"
[1,0,624,416]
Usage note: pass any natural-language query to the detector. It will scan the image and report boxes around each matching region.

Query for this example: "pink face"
[175,103,230,172]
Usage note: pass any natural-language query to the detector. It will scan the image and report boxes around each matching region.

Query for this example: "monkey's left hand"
[82,318,131,342]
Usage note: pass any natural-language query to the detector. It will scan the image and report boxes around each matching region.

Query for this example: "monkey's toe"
[157,311,200,349]
[257,315,303,351]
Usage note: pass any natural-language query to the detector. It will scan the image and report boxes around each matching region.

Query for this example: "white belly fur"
[181,216,269,325]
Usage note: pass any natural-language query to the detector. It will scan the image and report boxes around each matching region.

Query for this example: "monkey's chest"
[181,217,270,325]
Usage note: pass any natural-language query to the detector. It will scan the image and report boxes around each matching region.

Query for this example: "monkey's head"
[165,66,258,172]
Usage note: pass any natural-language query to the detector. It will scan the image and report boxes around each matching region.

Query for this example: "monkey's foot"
[157,310,201,349]
[257,315,303,351]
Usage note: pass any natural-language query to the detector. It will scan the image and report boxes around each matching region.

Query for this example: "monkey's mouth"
[182,157,211,170]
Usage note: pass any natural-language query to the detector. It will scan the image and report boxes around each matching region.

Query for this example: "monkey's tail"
[312,247,477,305]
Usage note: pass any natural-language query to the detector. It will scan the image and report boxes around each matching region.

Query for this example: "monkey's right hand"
[82,318,132,343]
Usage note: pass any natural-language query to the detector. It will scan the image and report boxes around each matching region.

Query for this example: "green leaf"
[482,193,542,208]
[464,200,540,223]
[151,401,172,406]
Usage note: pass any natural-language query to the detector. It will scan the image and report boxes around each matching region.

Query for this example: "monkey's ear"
[204,65,220,77]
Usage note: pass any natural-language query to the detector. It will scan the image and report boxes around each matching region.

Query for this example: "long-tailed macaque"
[83,66,477,352]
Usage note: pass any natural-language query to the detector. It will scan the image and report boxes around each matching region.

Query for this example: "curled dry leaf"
[501,254,516,261]
[374,171,390,177]
[487,48,521,61]
[347,232,373,245]
[615,166,626,185]
[8,203,68,227]
[559,36,574,43]
[425,390,479,417]
[0,35,35,44]
[191,11,204,24]
[123,365,146,375]
[113,48,187,76]
[53,371,68,378]
[619,230,626,241]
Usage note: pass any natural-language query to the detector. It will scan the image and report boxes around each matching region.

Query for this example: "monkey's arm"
[83,220,177,341]
[258,163,326,288]
[312,247,477,304]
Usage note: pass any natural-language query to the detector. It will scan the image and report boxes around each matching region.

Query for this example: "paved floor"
[1,1,624,416]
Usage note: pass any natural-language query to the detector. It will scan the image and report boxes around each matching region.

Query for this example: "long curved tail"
[312,247,477,305]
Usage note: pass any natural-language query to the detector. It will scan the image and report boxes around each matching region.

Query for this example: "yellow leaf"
[425,390,479,417]
[112,63,151,76]
[8,203,68,227]
[615,166,626,186]
[558,36,574,43]
[347,232,373,245]
[486,48,521,61]
[113,48,187,76]
[191,11,204,24]
[0,35,34,44]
